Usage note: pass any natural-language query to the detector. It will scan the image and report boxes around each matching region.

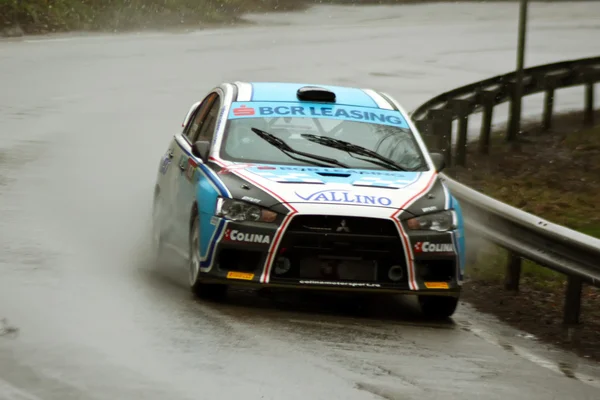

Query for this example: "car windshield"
[219,102,429,171]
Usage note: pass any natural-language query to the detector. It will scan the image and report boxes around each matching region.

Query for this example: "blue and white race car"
[152,82,466,318]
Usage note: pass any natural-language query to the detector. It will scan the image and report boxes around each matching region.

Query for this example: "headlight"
[215,198,277,223]
[406,210,456,232]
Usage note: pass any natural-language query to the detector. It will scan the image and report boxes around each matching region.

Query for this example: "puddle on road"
[0,139,48,172]
[0,319,19,339]
[0,138,50,192]
[559,362,577,379]
[499,341,517,355]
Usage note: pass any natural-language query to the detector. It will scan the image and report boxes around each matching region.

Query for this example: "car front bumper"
[200,213,463,295]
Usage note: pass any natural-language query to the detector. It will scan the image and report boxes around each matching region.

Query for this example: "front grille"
[287,215,398,236]
[270,215,409,286]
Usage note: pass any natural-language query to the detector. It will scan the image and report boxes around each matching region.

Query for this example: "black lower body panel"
[202,215,461,295]
[269,215,411,290]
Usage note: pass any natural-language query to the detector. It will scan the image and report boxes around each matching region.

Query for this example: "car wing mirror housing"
[430,152,446,172]
[191,141,210,162]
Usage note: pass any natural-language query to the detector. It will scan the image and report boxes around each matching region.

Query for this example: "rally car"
[151,81,466,318]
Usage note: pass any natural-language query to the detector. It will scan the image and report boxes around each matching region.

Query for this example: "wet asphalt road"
[1,2,600,399]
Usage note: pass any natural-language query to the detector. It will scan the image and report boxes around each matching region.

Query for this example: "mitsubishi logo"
[336,219,350,233]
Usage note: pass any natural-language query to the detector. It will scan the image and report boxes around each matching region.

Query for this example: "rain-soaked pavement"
[1,2,600,399]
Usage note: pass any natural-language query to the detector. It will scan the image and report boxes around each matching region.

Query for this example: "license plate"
[299,257,377,281]
[337,260,377,281]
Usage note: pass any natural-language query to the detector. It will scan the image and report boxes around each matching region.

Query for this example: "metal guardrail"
[410,55,600,325]
[412,55,600,167]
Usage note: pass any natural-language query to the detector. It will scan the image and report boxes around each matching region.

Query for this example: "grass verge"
[448,111,600,238]
[1,0,562,36]
[453,110,600,361]
[0,0,309,35]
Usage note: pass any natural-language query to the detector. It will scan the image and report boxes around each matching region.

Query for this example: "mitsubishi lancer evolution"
[151,82,466,318]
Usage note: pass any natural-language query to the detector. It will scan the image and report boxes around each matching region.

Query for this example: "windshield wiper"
[250,128,350,169]
[300,134,409,171]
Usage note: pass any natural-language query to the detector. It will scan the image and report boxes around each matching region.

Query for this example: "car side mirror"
[430,152,446,172]
[191,141,210,162]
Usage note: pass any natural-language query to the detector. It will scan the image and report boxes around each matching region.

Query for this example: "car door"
[173,91,221,251]
[154,137,180,247]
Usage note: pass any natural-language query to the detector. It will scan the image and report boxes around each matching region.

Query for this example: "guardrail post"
[504,253,522,291]
[542,88,554,131]
[478,90,499,154]
[415,119,445,154]
[542,72,569,131]
[578,66,598,126]
[506,76,533,141]
[584,82,595,126]
[414,119,432,144]
[449,99,471,166]
[563,276,583,325]
[506,82,520,141]
[427,109,453,166]
[542,76,558,131]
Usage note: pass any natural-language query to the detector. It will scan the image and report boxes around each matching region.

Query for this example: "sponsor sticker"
[241,196,261,204]
[413,241,454,253]
[299,280,381,288]
[215,107,227,135]
[295,189,392,207]
[224,229,271,244]
[159,155,172,175]
[185,158,198,181]
[232,105,255,116]
[422,206,438,213]
[217,163,254,175]
[227,101,409,129]
[268,165,413,178]
[424,282,449,289]
[227,271,254,280]
[178,155,187,171]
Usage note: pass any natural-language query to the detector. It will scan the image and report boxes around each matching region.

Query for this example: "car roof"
[230,81,400,111]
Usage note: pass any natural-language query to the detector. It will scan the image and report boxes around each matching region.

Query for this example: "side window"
[196,96,221,143]
[185,93,217,143]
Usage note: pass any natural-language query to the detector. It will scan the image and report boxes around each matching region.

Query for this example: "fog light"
[274,257,291,275]
[388,265,404,282]
[417,264,430,279]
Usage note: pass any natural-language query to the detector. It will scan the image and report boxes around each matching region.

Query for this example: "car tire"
[189,214,228,299]
[418,295,459,319]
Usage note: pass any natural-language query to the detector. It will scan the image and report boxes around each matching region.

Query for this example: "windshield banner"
[227,101,409,129]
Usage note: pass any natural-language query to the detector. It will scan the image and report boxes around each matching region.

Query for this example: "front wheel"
[418,295,459,319]
[189,215,228,299]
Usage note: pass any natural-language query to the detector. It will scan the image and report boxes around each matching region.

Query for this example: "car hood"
[216,163,443,215]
